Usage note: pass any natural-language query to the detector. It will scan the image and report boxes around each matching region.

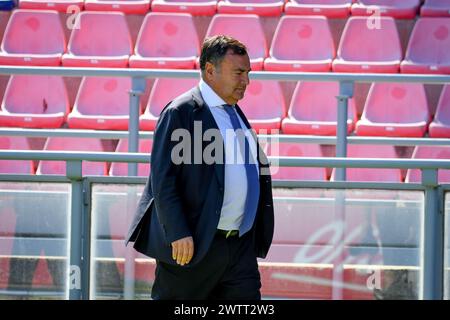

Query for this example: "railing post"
[67,160,84,300]
[420,169,444,300]
[125,77,145,300]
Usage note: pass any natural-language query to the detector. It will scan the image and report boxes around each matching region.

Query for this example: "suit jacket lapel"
[191,86,225,188]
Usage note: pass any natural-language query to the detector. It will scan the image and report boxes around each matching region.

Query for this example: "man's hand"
[171,236,194,266]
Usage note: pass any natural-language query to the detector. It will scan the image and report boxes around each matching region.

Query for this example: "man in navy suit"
[126,35,274,300]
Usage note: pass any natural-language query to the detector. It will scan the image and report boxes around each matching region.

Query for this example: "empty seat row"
[11,1,450,18]
[1,75,448,138]
[1,10,449,74]
[1,135,449,183]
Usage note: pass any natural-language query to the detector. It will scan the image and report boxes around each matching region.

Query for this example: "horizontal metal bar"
[0,128,154,140]
[1,66,449,84]
[271,180,426,190]
[2,150,450,170]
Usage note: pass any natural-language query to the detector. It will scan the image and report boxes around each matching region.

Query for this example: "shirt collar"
[199,78,229,109]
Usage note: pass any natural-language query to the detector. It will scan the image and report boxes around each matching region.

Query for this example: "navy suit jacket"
[125,86,274,267]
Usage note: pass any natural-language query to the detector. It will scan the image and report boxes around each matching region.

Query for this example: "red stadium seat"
[0,136,34,174]
[151,0,217,16]
[331,144,402,182]
[0,10,66,66]
[332,17,402,73]
[67,77,136,130]
[421,0,450,17]
[84,0,150,14]
[237,80,286,132]
[405,146,450,183]
[351,0,421,19]
[217,0,284,17]
[265,142,327,181]
[284,0,353,18]
[429,85,450,138]
[400,18,450,74]
[204,14,268,70]
[62,12,132,68]
[36,138,108,176]
[140,78,198,131]
[355,83,430,137]
[109,139,152,177]
[281,81,357,135]
[264,16,335,72]
[18,0,84,11]
[0,75,69,128]
[129,13,200,69]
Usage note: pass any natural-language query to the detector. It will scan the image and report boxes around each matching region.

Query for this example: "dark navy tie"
[223,105,260,236]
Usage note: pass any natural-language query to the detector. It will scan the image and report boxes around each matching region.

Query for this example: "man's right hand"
[171,236,194,266]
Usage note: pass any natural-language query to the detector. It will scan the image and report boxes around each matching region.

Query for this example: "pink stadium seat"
[129,13,200,69]
[421,0,450,17]
[351,0,421,19]
[67,77,136,130]
[151,0,217,16]
[0,137,34,174]
[281,82,357,135]
[140,78,198,131]
[400,18,450,74]
[284,0,353,18]
[237,80,286,132]
[405,146,450,183]
[0,75,69,128]
[84,0,150,13]
[0,10,66,66]
[217,0,284,17]
[265,142,327,181]
[18,0,84,11]
[205,14,268,70]
[355,83,430,137]
[429,85,450,138]
[332,17,402,73]
[62,12,132,68]
[36,138,108,176]
[264,16,335,72]
[109,139,152,177]
[331,144,402,182]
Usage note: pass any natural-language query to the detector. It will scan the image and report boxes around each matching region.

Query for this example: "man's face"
[205,51,251,105]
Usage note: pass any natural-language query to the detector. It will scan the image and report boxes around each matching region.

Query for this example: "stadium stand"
[420,0,450,17]
[109,138,152,177]
[405,146,450,183]
[263,15,335,72]
[0,9,66,66]
[129,12,200,69]
[18,0,84,11]
[67,77,136,130]
[0,75,69,128]
[355,83,430,137]
[332,16,403,73]
[0,136,34,174]
[36,137,108,175]
[204,14,268,70]
[351,0,421,19]
[62,11,133,68]
[265,141,327,181]
[216,0,284,17]
[331,144,403,182]
[140,77,199,131]
[235,80,286,132]
[84,0,151,14]
[284,0,353,18]
[429,85,450,138]
[400,17,450,74]
[281,81,357,135]
[151,0,218,16]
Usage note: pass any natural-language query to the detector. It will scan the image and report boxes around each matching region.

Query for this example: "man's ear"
[204,62,215,81]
